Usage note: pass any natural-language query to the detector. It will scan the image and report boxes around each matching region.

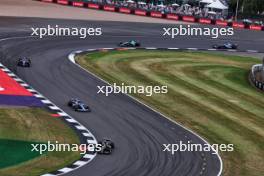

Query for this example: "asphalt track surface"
[0,16,264,176]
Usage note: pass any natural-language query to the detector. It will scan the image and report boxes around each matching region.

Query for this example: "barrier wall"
[119,7,131,14]
[72,1,84,7]
[39,0,264,31]
[182,16,195,22]
[88,3,100,9]
[134,9,147,16]
[166,14,179,20]
[215,20,228,26]
[199,18,211,24]
[150,12,163,18]
[232,22,245,29]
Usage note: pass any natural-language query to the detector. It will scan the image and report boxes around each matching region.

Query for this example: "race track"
[0,16,263,176]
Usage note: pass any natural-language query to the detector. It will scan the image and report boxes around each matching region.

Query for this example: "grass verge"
[0,108,80,176]
[76,50,264,176]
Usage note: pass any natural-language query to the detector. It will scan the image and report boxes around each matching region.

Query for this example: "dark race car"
[118,40,140,47]
[68,98,91,112]
[97,138,115,155]
[17,57,31,67]
[212,42,238,49]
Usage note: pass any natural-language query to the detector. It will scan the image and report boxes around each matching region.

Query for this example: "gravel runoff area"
[0,0,190,24]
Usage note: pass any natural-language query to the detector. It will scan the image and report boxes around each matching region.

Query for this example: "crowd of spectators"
[100,0,227,20]
[85,0,263,24]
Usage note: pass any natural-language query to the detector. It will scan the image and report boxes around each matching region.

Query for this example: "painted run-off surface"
[0,69,43,107]
[0,69,32,96]
[77,50,264,176]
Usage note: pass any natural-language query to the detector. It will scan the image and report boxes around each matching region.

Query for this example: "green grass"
[76,50,264,176]
[0,139,44,169]
[0,108,80,176]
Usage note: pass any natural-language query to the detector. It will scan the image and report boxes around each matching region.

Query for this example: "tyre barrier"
[38,0,264,32]
[251,64,264,91]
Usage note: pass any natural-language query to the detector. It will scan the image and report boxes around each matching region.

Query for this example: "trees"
[228,0,264,18]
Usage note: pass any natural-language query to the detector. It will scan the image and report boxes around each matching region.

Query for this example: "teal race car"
[118,40,141,47]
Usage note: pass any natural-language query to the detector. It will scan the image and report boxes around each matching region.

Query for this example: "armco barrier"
[38,0,264,32]
[250,64,264,91]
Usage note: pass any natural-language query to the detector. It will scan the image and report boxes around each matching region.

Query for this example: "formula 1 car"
[118,40,140,47]
[97,138,115,155]
[68,98,91,112]
[17,57,31,67]
[212,42,238,49]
